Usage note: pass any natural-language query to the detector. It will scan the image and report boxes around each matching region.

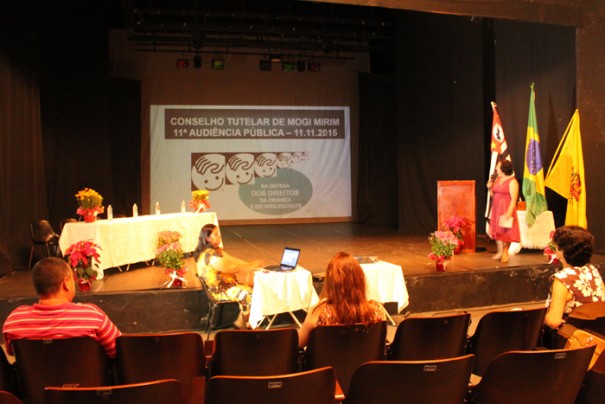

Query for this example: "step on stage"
[2,223,600,335]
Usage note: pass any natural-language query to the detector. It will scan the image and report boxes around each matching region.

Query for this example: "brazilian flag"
[522,83,548,226]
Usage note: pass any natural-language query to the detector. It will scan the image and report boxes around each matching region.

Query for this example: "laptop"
[264,247,301,272]
[354,255,378,264]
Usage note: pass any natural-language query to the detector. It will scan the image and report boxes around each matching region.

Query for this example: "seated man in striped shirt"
[2,257,121,358]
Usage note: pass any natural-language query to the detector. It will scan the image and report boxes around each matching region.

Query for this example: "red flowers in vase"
[444,216,471,254]
[64,240,102,290]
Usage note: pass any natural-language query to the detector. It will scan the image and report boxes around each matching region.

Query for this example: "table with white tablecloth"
[360,260,409,314]
[509,210,556,255]
[58,212,218,273]
[249,267,320,329]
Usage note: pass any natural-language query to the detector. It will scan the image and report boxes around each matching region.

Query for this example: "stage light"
[297,60,306,72]
[270,54,282,63]
[282,61,295,71]
[193,55,202,69]
[308,62,321,72]
[176,58,190,69]
[211,58,225,70]
[259,59,272,71]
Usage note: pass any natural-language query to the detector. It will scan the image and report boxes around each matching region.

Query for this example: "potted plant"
[428,230,459,271]
[156,231,188,287]
[75,188,105,222]
[189,189,211,213]
[444,216,470,254]
[64,240,102,291]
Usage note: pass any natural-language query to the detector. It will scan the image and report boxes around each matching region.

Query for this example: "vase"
[82,211,96,223]
[454,243,461,255]
[77,278,92,291]
[436,257,447,272]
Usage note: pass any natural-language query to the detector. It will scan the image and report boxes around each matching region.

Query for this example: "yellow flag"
[545,109,587,227]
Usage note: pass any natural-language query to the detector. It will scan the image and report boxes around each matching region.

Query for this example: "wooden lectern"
[437,180,476,252]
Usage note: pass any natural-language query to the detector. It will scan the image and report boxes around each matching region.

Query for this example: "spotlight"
[297,60,306,72]
[308,62,321,72]
[211,58,225,70]
[282,61,295,71]
[193,56,202,69]
[176,58,189,69]
[259,60,272,71]
[270,54,282,63]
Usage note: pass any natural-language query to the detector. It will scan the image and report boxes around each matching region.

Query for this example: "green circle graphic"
[239,168,313,215]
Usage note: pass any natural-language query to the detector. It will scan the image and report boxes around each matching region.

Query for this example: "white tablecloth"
[509,210,556,254]
[59,212,219,271]
[361,261,409,313]
[249,267,319,329]
[517,210,556,249]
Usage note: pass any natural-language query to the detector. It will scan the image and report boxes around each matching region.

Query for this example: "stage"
[2,223,603,336]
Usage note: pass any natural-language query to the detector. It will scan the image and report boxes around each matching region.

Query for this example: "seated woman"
[298,251,387,347]
[193,223,262,328]
[543,226,605,346]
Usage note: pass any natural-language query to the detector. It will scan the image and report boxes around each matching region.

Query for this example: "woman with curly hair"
[298,252,387,347]
[544,226,605,331]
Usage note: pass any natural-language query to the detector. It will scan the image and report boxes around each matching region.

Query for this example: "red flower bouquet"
[64,240,102,290]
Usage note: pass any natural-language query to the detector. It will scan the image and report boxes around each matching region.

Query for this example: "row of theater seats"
[1,305,603,403]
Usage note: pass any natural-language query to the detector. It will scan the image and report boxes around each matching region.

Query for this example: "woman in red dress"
[487,159,520,263]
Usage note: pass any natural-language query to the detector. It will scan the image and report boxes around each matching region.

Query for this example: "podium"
[437,181,476,252]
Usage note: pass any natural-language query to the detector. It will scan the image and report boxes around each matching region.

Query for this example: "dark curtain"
[368,12,575,238]
[357,73,398,227]
[0,0,140,271]
[0,1,46,275]
[492,20,575,228]
[394,12,485,234]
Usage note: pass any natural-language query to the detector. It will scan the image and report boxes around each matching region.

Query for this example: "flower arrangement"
[444,216,470,239]
[156,231,188,287]
[64,240,102,283]
[544,231,558,264]
[75,188,104,221]
[156,242,186,271]
[157,230,182,247]
[189,189,211,213]
[428,230,459,260]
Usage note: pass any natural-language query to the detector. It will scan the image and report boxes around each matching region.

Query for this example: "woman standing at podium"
[194,223,262,328]
[487,159,520,263]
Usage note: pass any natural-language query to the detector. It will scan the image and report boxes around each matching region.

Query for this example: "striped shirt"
[2,302,121,358]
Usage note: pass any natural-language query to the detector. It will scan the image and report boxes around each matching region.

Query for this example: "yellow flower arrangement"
[76,188,103,209]
[75,188,104,220]
[189,189,211,212]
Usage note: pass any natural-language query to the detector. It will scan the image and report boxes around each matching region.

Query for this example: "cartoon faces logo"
[277,152,292,169]
[191,154,226,191]
[255,153,277,177]
[226,153,255,185]
[191,152,308,191]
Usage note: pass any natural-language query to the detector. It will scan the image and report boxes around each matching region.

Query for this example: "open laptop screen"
[281,247,300,268]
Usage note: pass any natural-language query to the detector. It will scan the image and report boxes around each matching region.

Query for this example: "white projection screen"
[150,105,351,222]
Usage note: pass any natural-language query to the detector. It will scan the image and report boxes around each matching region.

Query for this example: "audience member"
[543,226,605,346]
[193,223,262,328]
[298,251,387,347]
[2,257,121,358]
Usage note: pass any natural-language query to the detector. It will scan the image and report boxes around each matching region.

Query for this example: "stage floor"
[0,222,582,299]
